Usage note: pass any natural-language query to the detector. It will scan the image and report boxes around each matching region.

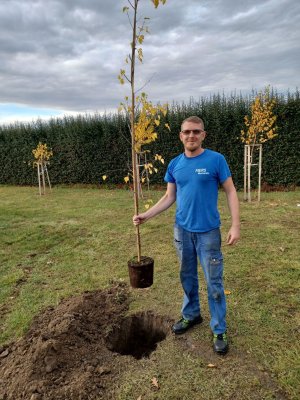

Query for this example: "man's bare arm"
[133,183,176,225]
[222,177,240,245]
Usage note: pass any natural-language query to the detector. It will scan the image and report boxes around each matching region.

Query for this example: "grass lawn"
[0,185,299,399]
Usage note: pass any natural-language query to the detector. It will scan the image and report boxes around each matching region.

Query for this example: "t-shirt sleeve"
[218,154,232,184]
[164,160,176,183]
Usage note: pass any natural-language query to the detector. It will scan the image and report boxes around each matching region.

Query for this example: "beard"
[185,142,201,152]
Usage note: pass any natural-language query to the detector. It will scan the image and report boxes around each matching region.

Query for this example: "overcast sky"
[0,0,299,124]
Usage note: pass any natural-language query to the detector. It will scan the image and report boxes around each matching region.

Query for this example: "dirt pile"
[0,283,135,400]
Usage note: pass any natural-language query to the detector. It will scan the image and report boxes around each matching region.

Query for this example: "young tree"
[32,142,53,195]
[119,0,168,263]
[241,87,277,201]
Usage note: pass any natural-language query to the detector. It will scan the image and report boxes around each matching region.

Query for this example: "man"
[133,116,240,354]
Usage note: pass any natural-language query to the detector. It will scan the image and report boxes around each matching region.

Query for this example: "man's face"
[179,121,206,153]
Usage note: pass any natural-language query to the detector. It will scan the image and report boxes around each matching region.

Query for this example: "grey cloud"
[0,0,299,115]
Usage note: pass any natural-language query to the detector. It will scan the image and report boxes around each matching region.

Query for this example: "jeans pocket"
[208,253,223,281]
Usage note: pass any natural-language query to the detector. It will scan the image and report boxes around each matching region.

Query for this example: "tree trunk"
[130,0,142,262]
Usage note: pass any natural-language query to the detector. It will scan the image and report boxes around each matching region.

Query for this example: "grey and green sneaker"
[213,332,228,354]
[172,315,203,334]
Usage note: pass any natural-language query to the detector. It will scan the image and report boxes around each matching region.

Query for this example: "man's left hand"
[226,225,240,245]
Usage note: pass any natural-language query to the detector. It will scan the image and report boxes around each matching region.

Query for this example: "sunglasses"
[181,129,204,135]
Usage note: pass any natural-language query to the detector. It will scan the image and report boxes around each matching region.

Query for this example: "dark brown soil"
[0,282,289,400]
[0,283,170,400]
[128,256,154,267]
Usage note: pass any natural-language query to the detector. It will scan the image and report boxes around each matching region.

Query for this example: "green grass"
[0,185,299,399]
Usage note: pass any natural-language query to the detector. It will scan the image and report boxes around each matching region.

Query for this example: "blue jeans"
[174,224,227,334]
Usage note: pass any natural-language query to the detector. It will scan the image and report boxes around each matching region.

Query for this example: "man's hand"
[226,225,240,245]
[133,213,148,226]
[132,183,176,226]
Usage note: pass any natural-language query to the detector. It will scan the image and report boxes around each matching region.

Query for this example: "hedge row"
[0,90,299,189]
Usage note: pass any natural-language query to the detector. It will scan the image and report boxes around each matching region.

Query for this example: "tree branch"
[135,73,156,94]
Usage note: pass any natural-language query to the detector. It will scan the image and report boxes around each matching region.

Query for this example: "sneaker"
[172,315,203,334]
[213,332,228,354]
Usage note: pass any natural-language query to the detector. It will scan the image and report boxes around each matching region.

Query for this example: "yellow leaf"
[224,290,231,295]
[102,175,107,181]
[151,377,159,388]
[124,176,130,183]
[118,75,125,85]
[145,204,150,210]
[165,123,170,131]
[138,35,144,44]
[207,363,217,368]
[138,48,143,62]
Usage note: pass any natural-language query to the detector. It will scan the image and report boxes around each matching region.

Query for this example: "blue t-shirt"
[164,149,231,232]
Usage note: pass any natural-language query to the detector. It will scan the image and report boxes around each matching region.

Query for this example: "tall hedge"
[0,90,299,189]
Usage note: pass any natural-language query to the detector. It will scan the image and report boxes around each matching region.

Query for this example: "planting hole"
[106,311,170,359]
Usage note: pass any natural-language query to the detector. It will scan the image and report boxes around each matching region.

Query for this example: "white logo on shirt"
[195,168,209,175]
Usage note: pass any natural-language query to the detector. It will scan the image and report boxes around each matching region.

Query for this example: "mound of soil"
[0,283,137,400]
[0,281,289,400]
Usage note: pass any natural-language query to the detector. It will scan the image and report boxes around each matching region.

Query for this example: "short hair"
[181,116,205,131]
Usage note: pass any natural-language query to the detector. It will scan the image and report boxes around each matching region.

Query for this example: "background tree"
[32,142,53,195]
[241,87,278,201]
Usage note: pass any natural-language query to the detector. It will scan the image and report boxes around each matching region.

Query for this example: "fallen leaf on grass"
[224,290,231,295]
[207,363,217,368]
[137,396,142,400]
[151,377,159,389]
[96,366,111,375]
[279,247,285,252]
